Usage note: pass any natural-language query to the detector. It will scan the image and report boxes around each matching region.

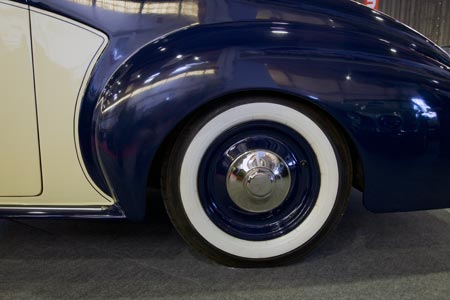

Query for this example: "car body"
[2,0,450,266]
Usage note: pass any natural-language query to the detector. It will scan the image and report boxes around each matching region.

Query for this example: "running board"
[0,204,125,219]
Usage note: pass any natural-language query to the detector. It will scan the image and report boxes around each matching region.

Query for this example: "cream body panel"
[0,1,42,196]
[0,8,113,205]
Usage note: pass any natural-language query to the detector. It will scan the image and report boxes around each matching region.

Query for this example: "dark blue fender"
[95,19,450,220]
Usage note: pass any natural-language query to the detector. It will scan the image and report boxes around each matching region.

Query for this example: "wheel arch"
[147,89,365,195]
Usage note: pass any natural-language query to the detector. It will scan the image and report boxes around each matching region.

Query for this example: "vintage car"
[2,0,450,267]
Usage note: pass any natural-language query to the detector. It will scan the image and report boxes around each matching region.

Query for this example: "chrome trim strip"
[0,207,103,211]
[0,205,125,218]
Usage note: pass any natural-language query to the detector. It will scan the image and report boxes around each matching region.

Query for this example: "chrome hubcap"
[226,150,291,213]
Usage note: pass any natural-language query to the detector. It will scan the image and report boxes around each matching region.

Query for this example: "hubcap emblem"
[245,169,275,198]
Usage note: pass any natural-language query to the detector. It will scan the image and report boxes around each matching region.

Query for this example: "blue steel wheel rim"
[197,121,321,241]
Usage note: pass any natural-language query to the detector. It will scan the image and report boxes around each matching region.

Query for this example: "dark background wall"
[357,0,450,46]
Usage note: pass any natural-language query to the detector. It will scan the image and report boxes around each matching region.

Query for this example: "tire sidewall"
[162,96,352,267]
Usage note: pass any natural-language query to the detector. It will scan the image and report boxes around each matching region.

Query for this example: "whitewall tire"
[162,96,352,267]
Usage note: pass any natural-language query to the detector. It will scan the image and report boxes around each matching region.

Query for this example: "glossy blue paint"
[28,0,450,220]
[197,121,320,241]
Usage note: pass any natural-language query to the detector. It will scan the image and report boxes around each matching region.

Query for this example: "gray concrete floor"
[1,190,450,300]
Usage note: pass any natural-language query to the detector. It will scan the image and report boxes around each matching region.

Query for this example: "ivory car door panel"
[0,6,112,205]
[0,0,42,197]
